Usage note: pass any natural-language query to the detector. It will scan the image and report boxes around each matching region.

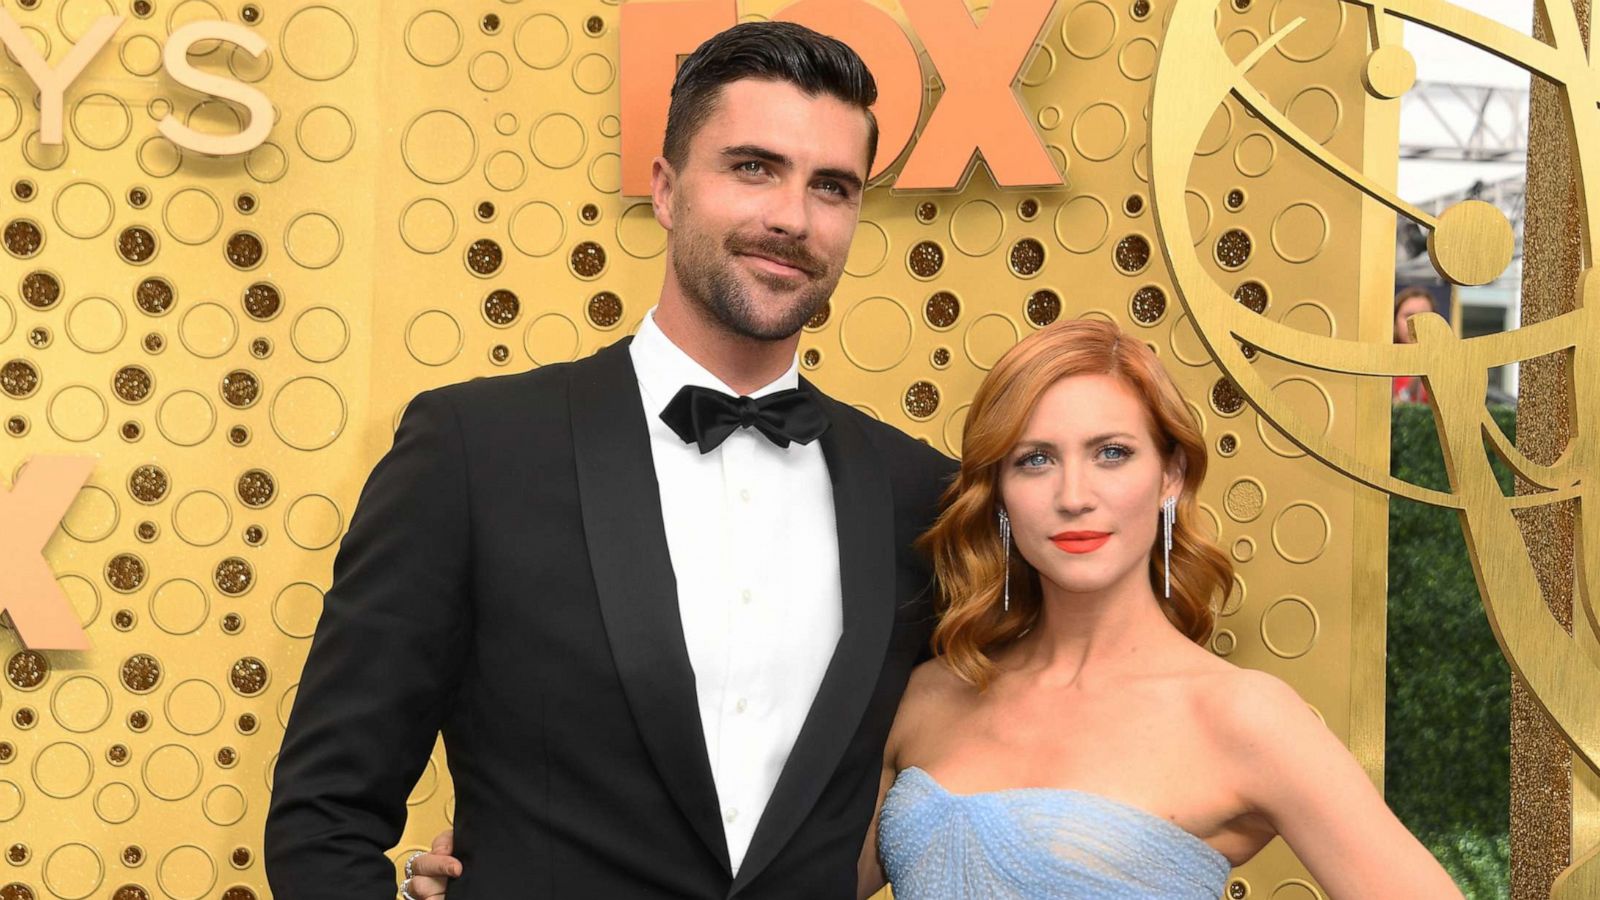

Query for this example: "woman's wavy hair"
[916,319,1233,688]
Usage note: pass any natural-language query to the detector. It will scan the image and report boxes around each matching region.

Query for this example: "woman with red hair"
[856,319,1457,898]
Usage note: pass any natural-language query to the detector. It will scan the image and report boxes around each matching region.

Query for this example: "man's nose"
[762,179,810,238]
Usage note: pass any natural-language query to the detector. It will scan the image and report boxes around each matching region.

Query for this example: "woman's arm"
[403,828,460,899]
[859,659,944,900]
[1216,670,1462,900]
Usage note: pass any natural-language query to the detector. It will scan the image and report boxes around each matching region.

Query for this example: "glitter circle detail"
[1009,238,1046,276]
[214,557,254,596]
[484,290,521,327]
[1215,229,1253,270]
[1224,478,1267,523]
[586,292,623,329]
[6,651,48,690]
[1235,281,1270,313]
[908,241,944,279]
[1130,286,1167,324]
[229,657,269,695]
[1114,234,1151,273]
[106,553,147,592]
[903,381,940,420]
[120,654,162,693]
[570,241,606,278]
[243,282,281,320]
[225,231,265,269]
[1211,377,1246,416]
[1026,291,1062,327]
[925,292,960,329]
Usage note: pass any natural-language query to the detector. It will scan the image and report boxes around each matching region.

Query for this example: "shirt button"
[739,488,751,502]
[724,807,739,823]
[741,589,753,604]
[735,698,748,714]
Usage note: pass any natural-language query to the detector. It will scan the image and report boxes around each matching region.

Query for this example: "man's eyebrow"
[721,144,789,166]
[721,144,864,194]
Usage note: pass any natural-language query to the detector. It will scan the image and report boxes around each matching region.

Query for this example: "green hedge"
[1385,402,1513,897]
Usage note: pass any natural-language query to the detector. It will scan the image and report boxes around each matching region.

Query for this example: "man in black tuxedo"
[264,20,956,900]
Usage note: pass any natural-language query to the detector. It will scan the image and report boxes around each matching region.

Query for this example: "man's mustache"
[725,234,822,277]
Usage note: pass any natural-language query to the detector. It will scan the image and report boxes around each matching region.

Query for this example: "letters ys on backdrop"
[0,0,1065,192]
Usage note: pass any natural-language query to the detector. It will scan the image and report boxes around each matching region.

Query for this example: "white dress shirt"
[628,307,843,876]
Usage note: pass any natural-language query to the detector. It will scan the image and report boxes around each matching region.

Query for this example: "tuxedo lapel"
[569,338,732,875]
[731,380,897,893]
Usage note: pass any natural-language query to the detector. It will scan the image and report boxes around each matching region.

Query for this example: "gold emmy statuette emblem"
[1151,0,1600,894]
[0,456,97,649]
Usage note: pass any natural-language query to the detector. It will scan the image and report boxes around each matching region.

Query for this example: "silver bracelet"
[400,850,426,900]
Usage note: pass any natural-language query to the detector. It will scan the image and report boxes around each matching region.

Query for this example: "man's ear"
[650,156,676,231]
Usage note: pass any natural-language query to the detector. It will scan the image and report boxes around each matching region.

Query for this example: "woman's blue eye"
[1017,450,1050,467]
[1099,444,1132,462]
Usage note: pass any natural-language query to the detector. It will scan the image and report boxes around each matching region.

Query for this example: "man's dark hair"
[663,21,879,177]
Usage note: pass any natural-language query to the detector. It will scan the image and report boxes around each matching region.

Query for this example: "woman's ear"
[1162,448,1188,500]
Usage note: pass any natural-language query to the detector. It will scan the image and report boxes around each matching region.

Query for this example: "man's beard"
[672,227,839,342]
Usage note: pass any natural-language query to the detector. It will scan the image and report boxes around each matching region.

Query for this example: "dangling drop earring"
[998,508,1012,612]
[1161,495,1177,598]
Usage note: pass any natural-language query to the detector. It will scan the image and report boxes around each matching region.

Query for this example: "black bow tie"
[659,384,830,454]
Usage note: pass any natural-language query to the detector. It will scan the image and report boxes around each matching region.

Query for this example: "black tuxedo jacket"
[264,337,957,899]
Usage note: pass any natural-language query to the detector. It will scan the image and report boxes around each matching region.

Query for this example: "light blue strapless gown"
[878,766,1232,899]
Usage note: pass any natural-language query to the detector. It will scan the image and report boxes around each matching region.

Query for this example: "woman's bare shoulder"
[897,657,981,731]
[903,656,974,707]
[1187,663,1315,751]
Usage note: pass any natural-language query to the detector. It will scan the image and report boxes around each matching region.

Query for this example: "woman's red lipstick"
[1051,531,1110,554]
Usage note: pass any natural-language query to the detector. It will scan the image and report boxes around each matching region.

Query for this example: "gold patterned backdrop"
[0,0,1389,897]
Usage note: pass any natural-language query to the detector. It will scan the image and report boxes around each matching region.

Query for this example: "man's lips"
[1050,531,1111,554]
[739,251,810,278]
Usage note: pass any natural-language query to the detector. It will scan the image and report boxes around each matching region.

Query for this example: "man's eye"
[735,161,764,174]
[817,180,845,196]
